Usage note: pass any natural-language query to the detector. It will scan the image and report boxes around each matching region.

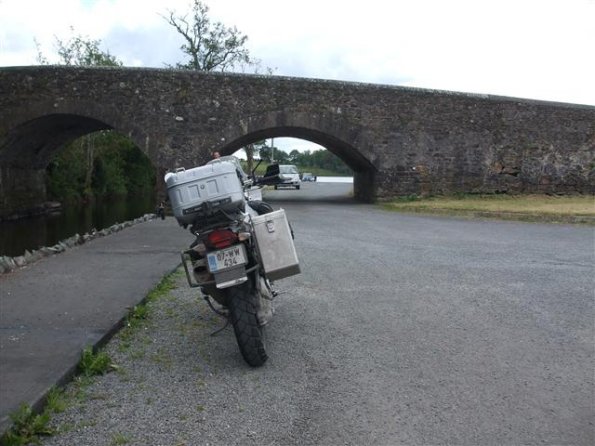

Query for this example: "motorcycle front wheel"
[227,282,268,367]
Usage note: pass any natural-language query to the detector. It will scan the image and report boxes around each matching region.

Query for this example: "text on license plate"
[207,245,247,272]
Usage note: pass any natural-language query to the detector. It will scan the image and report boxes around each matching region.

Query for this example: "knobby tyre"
[227,282,268,367]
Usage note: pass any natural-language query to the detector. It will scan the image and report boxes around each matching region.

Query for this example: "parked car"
[275,164,301,189]
[301,172,317,182]
[258,163,302,189]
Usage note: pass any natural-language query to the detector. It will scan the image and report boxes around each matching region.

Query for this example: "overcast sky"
[1,0,593,152]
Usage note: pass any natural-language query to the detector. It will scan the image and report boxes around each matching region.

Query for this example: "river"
[0,195,157,257]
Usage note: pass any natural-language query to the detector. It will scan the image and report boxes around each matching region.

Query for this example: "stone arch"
[0,95,159,169]
[0,111,155,218]
[215,110,378,201]
[0,113,113,169]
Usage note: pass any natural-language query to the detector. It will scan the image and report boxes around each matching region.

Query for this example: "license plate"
[207,245,247,273]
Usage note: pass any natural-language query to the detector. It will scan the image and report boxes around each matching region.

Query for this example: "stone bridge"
[1,66,594,217]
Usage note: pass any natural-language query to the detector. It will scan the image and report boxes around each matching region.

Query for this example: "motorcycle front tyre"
[227,282,268,367]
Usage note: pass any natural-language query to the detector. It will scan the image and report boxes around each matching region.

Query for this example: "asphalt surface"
[0,217,191,434]
[2,181,594,445]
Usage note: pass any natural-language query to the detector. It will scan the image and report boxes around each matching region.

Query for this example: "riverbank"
[382,194,595,224]
[0,214,156,275]
[0,195,157,258]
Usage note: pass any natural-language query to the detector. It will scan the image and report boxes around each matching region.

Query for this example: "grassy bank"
[382,194,595,224]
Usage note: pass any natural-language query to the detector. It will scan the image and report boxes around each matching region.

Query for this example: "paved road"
[263,183,594,444]
[3,182,595,444]
[0,217,191,433]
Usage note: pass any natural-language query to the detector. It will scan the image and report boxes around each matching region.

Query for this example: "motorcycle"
[165,157,300,366]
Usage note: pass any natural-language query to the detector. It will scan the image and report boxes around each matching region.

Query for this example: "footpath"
[0,217,190,434]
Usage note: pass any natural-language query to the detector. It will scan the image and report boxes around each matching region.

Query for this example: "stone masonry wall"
[0,66,593,216]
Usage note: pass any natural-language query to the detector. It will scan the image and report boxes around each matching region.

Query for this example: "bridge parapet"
[1,66,594,217]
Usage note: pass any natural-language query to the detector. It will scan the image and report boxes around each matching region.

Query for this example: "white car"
[275,165,301,190]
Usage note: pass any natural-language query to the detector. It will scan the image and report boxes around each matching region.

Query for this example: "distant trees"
[255,142,352,176]
[258,143,287,164]
[288,150,352,175]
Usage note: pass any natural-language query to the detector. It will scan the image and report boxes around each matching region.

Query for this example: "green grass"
[146,271,178,302]
[0,386,73,445]
[119,271,179,350]
[0,402,55,445]
[78,347,116,377]
[382,194,595,224]
[44,387,68,414]
[110,432,131,445]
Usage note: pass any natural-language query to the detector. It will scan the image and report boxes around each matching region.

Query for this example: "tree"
[288,149,301,164]
[36,27,122,67]
[163,0,255,72]
[163,1,264,167]
[39,30,125,200]
[39,31,154,201]
[258,145,273,163]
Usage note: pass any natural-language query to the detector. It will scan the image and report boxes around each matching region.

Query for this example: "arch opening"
[218,126,377,202]
[0,114,113,169]
[0,113,158,230]
[220,126,373,173]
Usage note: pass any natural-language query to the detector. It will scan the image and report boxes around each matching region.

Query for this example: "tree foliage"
[254,142,352,176]
[36,27,122,67]
[163,1,272,166]
[39,30,154,203]
[55,33,122,67]
[163,0,254,72]
[47,132,155,202]
[290,150,352,175]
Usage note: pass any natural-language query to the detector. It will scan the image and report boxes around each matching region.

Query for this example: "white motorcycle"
[165,157,300,366]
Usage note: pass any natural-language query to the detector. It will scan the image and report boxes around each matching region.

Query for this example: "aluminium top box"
[251,209,300,281]
[164,161,245,226]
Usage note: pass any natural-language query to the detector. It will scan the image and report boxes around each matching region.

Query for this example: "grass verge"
[382,194,595,224]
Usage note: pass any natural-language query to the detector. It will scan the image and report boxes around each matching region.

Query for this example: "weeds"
[130,304,149,321]
[121,271,179,342]
[110,432,131,445]
[78,346,116,377]
[0,403,54,445]
[44,387,67,414]
[146,272,178,303]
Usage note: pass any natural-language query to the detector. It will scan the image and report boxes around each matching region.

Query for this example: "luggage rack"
[186,207,245,233]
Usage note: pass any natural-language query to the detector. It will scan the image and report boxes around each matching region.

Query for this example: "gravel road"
[39,183,594,445]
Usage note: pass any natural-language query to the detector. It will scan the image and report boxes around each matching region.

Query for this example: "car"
[275,164,301,189]
[301,172,317,182]
[258,163,302,189]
